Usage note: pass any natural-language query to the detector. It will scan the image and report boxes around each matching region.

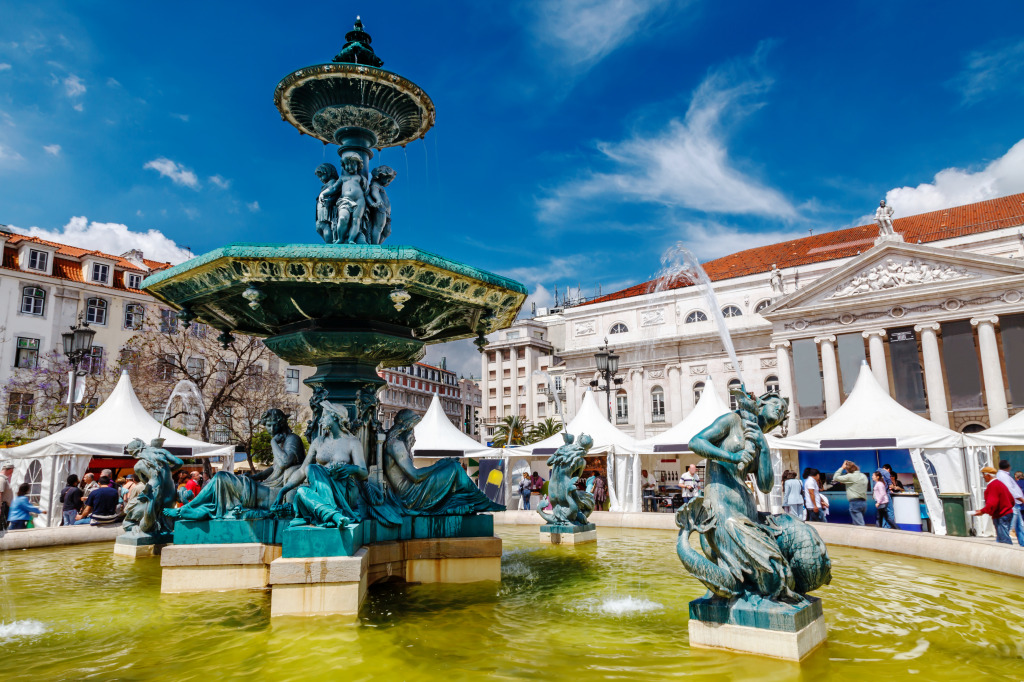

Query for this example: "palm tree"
[528,417,563,444]
[492,415,531,447]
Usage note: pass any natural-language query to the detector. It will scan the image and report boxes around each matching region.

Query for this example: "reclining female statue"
[382,409,503,516]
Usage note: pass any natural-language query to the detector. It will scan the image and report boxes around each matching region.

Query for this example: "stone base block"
[688,613,827,661]
[406,556,501,583]
[269,549,368,617]
[282,523,365,558]
[173,518,288,545]
[113,532,172,559]
[160,542,281,593]
[540,528,597,545]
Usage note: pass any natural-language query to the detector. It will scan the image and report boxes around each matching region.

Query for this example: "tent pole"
[46,455,58,527]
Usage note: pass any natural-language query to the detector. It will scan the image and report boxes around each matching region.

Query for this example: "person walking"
[975,466,1016,544]
[782,470,804,518]
[996,460,1024,547]
[877,466,898,530]
[593,474,607,512]
[834,460,868,526]
[803,468,822,521]
[60,474,84,526]
[0,462,14,530]
[873,472,895,529]
[518,472,532,510]
[8,483,42,530]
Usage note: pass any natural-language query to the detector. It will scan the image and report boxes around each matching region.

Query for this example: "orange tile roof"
[583,192,1024,306]
[1,239,169,293]
[3,233,172,272]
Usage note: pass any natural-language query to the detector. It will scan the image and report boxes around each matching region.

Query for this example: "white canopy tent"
[512,390,643,512]
[963,408,1024,536]
[1,371,236,527]
[640,377,731,454]
[772,362,967,535]
[412,394,502,458]
[964,408,1024,448]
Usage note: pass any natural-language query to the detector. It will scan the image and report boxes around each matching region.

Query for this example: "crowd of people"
[517,469,609,512]
[0,462,207,531]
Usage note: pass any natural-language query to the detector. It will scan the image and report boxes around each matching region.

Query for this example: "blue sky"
[2,1,1024,376]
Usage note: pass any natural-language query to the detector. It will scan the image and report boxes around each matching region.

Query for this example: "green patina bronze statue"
[123,438,183,538]
[676,389,831,604]
[383,409,503,516]
[537,432,595,527]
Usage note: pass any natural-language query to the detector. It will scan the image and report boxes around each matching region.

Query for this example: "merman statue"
[537,432,594,527]
[676,388,831,603]
[382,409,503,516]
[123,437,183,537]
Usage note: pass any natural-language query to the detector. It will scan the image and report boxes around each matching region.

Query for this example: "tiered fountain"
[141,19,526,616]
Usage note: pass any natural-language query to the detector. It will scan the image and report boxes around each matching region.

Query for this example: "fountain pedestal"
[687,596,827,661]
[113,531,174,559]
[539,523,597,546]
[160,542,282,593]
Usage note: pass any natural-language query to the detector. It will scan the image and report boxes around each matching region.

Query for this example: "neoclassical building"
[536,193,1024,437]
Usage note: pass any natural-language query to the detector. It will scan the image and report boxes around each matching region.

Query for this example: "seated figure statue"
[676,389,831,604]
[537,432,595,527]
[382,409,504,516]
[123,438,183,537]
[289,402,403,528]
[165,409,304,521]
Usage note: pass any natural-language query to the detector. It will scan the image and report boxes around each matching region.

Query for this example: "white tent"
[964,408,1024,447]
[1,371,235,527]
[962,407,1024,537]
[513,390,642,512]
[772,362,967,535]
[640,377,731,453]
[413,394,501,458]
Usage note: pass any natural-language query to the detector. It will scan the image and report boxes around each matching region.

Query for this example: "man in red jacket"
[974,466,1015,544]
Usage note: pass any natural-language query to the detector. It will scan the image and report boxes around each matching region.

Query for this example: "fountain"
[140,19,526,615]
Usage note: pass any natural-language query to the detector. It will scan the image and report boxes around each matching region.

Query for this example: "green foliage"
[492,415,531,448]
[249,429,273,466]
[528,417,563,444]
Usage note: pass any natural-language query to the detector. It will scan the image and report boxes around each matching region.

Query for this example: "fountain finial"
[334,16,383,66]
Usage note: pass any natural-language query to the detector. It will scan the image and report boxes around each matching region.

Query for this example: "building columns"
[563,374,577,422]
[862,329,889,393]
[770,341,794,430]
[666,364,683,426]
[914,323,950,427]
[971,316,1009,426]
[814,335,841,415]
[631,367,646,440]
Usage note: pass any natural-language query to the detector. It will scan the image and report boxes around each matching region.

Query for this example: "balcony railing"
[652,413,666,423]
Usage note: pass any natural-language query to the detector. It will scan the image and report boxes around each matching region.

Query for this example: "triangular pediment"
[762,241,1024,315]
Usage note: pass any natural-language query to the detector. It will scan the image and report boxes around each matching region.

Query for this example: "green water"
[1,526,1022,680]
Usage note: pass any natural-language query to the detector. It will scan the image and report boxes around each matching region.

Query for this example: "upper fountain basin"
[142,243,527,358]
[275,63,435,148]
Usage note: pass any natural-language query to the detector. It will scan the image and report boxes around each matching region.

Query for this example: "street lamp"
[61,315,96,428]
[590,337,623,420]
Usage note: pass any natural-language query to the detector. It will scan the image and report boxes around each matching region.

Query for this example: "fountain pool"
[2,526,1022,679]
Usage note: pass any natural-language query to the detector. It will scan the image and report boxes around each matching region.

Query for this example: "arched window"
[615,389,629,424]
[754,299,772,314]
[765,375,779,394]
[24,459,43,506]
[728,378,742,410]
[692,381,705,405]
[651,386,665,423]
[21,286,45,316]
[86,297,107,325]
[610,322,628,334]
[685,310,708,323]
[722,305,742,318]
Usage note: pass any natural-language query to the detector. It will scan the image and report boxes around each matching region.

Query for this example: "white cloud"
[423,338,483,380]
[671,220,807,260]
[880,138,1024,218]
[144,157,200,189]
[952,39,1024,104]
[0,144,23,163]
[209,174,230,189]
[63,74,85,98]
[9,216,193,264]
[43,144,61,156]
[170,113,189,122]
[529,0,680,71]
[72,103,83,112]
[0,63,11,71]
[539,47,796,222]
[246,201,260,212]
[106,77,121,88]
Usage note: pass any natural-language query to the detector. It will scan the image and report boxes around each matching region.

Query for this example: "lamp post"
[590,337,623,421]
[61,315,96,428]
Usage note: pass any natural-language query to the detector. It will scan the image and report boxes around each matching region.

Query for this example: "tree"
[528,417,563,444]
[492,415,531,448]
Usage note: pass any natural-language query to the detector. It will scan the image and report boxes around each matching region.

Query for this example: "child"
[8,483,42,530]
[873,472,891,529]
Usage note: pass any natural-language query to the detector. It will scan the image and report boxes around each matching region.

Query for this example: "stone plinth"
[282,523,364,558]
[404,536,502,583]
[173,518,288,545]
[282,515,495,558]
[269,548,368,617]
[687,596,827,661]
[540,522,597,545]
[113,532,173,559]
[160,542,282,593]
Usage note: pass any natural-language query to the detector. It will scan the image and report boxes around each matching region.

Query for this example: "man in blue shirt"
[75,476,120,525]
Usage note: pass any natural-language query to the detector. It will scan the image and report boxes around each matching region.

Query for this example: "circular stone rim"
[274,63,436,148]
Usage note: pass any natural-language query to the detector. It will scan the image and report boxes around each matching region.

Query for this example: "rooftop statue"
[383,409,504,516]
[875,199,896,236]
[769,264,784,299]
[676,389,831,603]
[164,409,305,521]
[537,432,595,527]
[123,438,183,538]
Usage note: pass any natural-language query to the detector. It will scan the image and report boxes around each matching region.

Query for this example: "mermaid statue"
[382,409,503,516]
[123,437,183,538]
[676,388,831,605]
[289,402,403,528]
[165,409,304,521]
[537,432,595,527]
